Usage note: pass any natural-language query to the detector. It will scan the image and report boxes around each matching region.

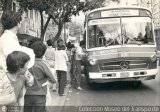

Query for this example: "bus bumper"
[88,69,158,83]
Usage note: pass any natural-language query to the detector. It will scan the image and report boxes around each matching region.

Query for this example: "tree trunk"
[41,15,51,42]
[53,22,63,42]
[40,10,44,41]
[41,29,45,41]
[3,0,12,11]
[40,11,51,42]
[0,20,3,36]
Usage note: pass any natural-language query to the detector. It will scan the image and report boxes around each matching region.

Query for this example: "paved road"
[64,68,160,107]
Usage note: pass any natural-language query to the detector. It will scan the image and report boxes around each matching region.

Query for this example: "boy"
[24,41,56,112]
[6,51,31,112]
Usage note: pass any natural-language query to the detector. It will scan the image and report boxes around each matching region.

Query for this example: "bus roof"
[86,6,151,16]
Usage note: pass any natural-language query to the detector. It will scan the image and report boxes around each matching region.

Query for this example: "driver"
[98,31,106,46]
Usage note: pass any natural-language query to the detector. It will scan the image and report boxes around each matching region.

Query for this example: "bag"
[0,68,16,105]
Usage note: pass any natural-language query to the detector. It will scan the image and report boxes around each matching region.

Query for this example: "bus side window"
[144,24,153,43]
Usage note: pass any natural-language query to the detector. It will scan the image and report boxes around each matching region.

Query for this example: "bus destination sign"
[101,9,139,17]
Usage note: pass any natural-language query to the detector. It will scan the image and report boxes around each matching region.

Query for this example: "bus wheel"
[133,81,142,88]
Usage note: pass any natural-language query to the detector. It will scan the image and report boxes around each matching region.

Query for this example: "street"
[48,67,160,112]
[65,73,160,106]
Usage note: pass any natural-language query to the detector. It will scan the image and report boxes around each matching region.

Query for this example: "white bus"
[83,6,158,86]
[155,27,160,50]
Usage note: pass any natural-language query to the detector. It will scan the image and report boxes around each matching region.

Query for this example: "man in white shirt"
[0,11,35,71]
[75,41,86,90]
[0,11,35,108]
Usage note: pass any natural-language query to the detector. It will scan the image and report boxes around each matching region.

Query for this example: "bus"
[154,27,160,50]
[83,6,158,85]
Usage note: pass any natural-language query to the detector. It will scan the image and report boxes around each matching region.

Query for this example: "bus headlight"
[89,59,97,65]
[150,55,157,62]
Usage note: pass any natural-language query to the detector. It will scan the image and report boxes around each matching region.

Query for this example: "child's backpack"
[0,68,16,105]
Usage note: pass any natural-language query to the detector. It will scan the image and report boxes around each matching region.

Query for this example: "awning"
[17,33,36,40]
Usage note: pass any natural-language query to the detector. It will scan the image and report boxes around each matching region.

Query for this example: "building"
[137,0,160,28]
[151,0,160,28]
[0,0,41,38]
[12,0,40,37]
[119,0,160,28]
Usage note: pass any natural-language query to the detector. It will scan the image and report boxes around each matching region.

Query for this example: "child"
[45,39,57,91]
[24,41,56,112]
[6,51,31,112]
[55,39,68,96]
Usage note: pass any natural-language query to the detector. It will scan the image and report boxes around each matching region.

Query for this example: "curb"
[50,84,70,106]
[47,84,70,112]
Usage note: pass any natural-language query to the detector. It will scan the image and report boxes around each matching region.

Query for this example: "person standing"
[75,41,86,90]
[70,44,76,86]
[45,39,57,91]
[0,11,35,109]
[55,39,68,96]
[24,41,56,112]
[45,39,55,68]
[0,11,22,70]
[0,11,35,79]
[66,42,72,85]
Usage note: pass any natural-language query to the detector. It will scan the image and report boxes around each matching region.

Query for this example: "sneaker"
[77,87,83,90]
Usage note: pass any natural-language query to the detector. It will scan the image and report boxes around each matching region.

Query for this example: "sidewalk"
[47,84,70,112]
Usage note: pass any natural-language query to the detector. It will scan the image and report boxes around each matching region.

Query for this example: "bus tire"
[84,62,94,85]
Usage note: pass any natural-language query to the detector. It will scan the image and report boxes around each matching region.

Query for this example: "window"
[87,17,154,48]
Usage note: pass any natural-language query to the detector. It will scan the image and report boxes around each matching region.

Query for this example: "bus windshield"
[88,17,154,48]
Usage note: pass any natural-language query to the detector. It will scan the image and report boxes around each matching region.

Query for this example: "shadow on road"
[80,76,155,92]
[88,81,151,90]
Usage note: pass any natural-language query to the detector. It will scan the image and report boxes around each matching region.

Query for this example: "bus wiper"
[105,34,121,47]
[122,34,141,45]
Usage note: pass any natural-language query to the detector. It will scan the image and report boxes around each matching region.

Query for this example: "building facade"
[3,0,41,38]
[137,0,160,28]
[119,0,160,28]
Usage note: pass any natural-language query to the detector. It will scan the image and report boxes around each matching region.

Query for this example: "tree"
[17,0,51,41]
[47,0,106,42]
[17,0,106,42]
[0,0,13,11]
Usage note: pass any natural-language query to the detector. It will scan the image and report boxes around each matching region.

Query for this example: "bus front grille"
[100,60,148,71]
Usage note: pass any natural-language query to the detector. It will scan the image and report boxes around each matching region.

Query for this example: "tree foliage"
[17,0,106,42]
[0,0,13,11]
